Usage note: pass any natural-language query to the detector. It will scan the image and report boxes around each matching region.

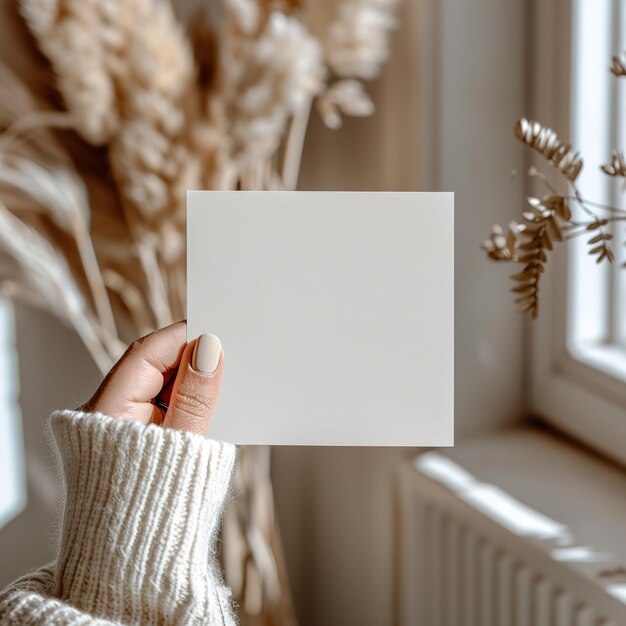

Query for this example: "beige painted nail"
[192,333,222,373]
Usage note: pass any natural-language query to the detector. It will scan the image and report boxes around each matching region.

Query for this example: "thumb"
[162,333,223,435]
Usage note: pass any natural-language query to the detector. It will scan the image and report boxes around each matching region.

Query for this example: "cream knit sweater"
[0,410,238,625]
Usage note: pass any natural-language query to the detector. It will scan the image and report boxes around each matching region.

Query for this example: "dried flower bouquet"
[0,0,398,622]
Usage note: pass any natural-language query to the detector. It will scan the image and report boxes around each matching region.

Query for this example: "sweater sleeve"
[0,410,238,626]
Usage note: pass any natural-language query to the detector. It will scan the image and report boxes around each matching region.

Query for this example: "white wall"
[272,1,529,624]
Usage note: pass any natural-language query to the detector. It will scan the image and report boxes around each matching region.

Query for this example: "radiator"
[395,452,626,626]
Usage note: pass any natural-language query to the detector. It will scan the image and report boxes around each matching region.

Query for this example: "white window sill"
[569,342,626,385]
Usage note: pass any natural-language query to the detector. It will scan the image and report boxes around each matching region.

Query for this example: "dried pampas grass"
[317,78,374,129]
[0,0,400,623]
[0,200,114,369]
[303,0,398,79]
[221,7,325,180]
[19,0,120,145]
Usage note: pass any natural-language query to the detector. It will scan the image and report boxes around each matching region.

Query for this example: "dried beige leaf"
[585,219,614,263]
[611,55,626,77]
[601,150,626,176]
[514,117,583,182]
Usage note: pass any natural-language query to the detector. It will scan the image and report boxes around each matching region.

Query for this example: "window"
[529,0,626,465]
[0,299,25,529]
[569,0,626,382]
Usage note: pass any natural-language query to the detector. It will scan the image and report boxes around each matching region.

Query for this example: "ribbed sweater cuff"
[50,410,236,624]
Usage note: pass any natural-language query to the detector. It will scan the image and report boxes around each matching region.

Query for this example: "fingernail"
[192,334,222,374]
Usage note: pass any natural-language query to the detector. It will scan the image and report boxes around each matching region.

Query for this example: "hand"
[81,321,223,435]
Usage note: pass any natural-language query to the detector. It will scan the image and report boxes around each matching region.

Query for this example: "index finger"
[86,321,187,420]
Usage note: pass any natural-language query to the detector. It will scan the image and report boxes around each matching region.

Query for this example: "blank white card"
[187,191,454,446]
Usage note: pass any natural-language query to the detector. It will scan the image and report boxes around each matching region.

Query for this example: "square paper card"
[187,191,454,446]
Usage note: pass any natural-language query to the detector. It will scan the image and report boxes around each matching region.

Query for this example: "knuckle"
[128,335,149,353]
[172,386,214,419]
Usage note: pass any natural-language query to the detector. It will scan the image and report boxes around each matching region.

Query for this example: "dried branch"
[481,191,617,317]
[510,220,550,319]
[484,98,626,318]
[514,118,583,182]
[585,219,615,263]
[564,195,626,216]
[611,54,626,77]
[601,150,626,177]
[483,222,523,261]
[509,198,566,318]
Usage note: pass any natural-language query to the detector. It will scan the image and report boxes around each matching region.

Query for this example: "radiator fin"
[417,500,613,626]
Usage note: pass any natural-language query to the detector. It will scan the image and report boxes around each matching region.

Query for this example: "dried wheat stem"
[571,186,601,222]
[570,184,612,245]
[115,190,172,327]
[0,114,118,345]
[0,111,75,153]
[216,162,238,191]
[249,163,261,190]
[102,269,153,336]
[564,216,626,239]
[32,290,114,374]
[281,97,313,190]
[74,221,118,352]
[527,167,558,194]
[565,195,626,215]
[259,159,273,190]
[136,239,172,327]
[72,312,114,375]
[0,282,46,309]
[0,202,112,373]
[165,263,185,321]
[268,516,298,626]
[176,263,186,319]
[571,185,594,217]
[240,163,261,190]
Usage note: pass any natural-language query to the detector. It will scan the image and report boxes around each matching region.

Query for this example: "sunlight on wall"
[551,546,612,563]
[609,584,626,604]
[416,452,570,541]
[0,299,26,529]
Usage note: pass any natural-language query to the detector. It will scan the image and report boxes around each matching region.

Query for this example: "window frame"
[529,0,626,466]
